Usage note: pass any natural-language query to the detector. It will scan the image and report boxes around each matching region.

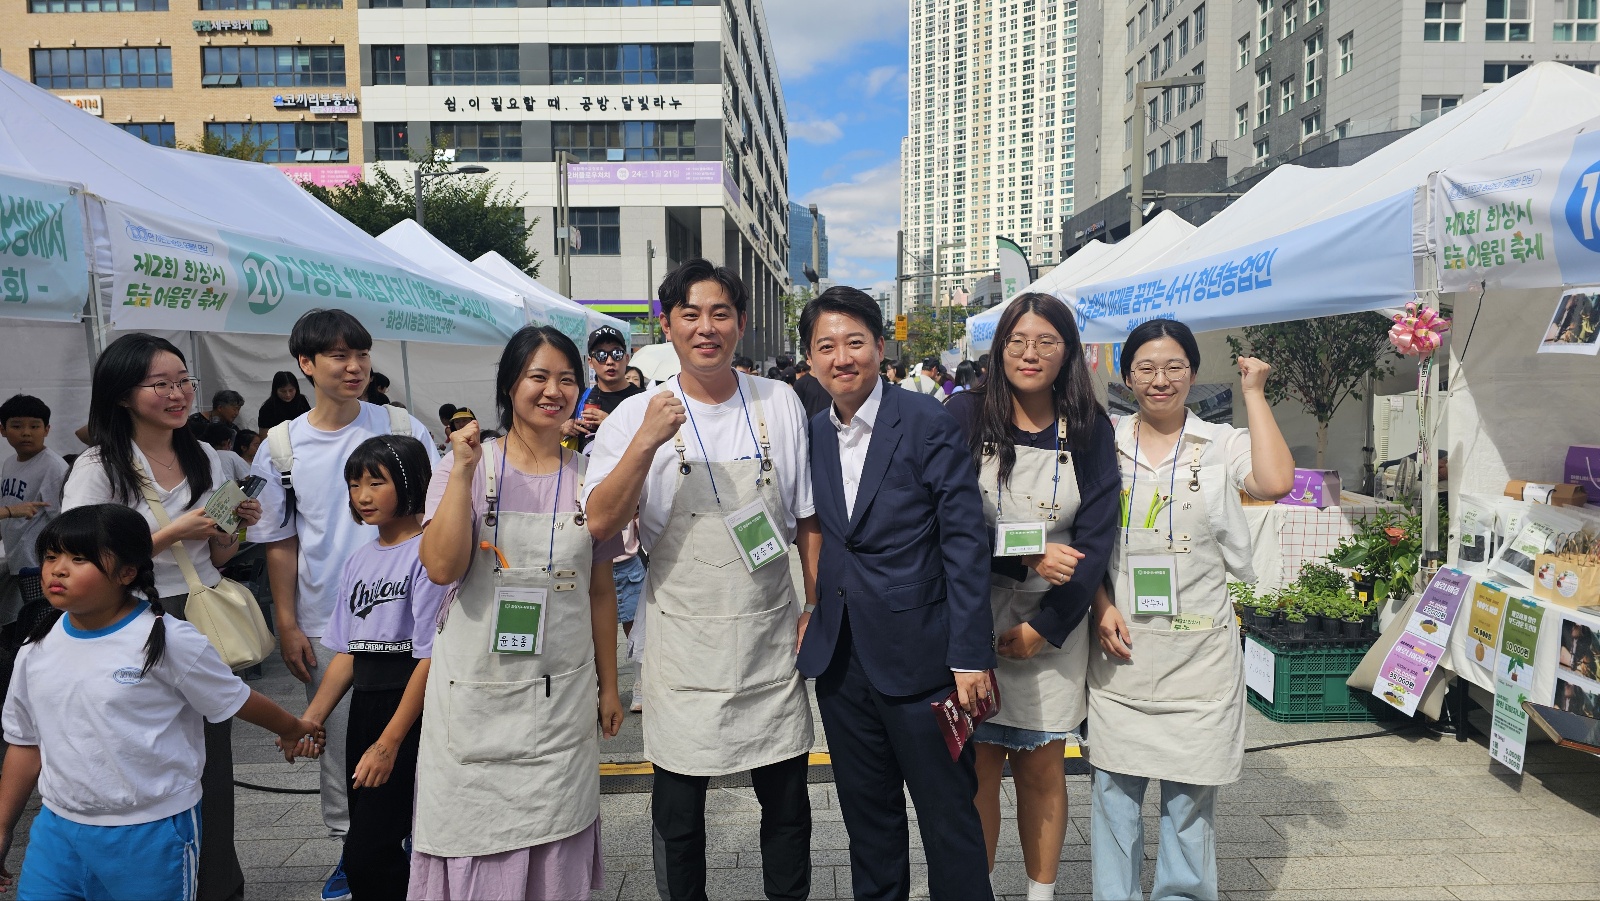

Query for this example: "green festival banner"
[0,169,90,322]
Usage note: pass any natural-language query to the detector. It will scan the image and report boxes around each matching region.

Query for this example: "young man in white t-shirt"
[247,310,436,901]
[0,395,68,634]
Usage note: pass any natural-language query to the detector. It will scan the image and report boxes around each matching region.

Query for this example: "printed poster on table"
[1374,567,1471,715]
[1489,595,1547,773]
[1467,580,1512,674]
[0,169,90,323]
[1556,614,1600,722]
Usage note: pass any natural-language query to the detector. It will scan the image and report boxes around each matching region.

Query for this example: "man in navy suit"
[796,286,996,901]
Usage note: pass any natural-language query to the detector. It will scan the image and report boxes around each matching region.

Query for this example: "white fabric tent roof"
[376,220,533,321]
[472,250,630,338]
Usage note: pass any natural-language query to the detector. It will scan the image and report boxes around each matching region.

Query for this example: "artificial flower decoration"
[1388,302,1450,357]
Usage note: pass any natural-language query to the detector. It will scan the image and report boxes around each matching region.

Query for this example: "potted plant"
[1328,509,1424,607]
[1284,609,1308,642]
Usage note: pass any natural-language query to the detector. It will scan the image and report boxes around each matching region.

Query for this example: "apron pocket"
[1090,623,1237,704]
[537,661,600,757]
[652,604,797,692]
[445,661,598,763]
[736,601,799,690]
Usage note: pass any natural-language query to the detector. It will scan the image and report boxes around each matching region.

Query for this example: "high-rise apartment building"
[359,0,791,357]
[901,0,1080,308]
[787,200,828,287]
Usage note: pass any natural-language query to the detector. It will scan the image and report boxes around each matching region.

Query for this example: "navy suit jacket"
[798,385,996,697]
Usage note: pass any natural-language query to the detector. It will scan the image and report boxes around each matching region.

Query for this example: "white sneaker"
[630,691,643,713]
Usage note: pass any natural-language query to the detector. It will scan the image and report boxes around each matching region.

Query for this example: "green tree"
[180,131,274,162]
[1226,312,1395,467]
[900,303,967,363]
[782,289,812,354]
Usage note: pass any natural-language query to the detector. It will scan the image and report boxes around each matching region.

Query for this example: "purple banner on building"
[567,162,725,186]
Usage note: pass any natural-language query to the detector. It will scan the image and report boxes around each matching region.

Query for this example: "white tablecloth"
[1443,563,1600,710]
[1244,492,1400,590]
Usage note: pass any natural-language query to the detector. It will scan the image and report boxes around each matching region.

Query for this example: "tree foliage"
[180,131,273,161]
[899,303,966,363]
[1226,313,1396,466]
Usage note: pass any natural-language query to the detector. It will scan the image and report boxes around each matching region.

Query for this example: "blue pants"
[19,804,200,901]
[614,554,646,624]
[1091,768,1218,901]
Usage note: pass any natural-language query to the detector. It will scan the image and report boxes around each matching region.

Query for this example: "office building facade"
[901,0,1081,308]
[786,200,827,288]
[358,0,791,358]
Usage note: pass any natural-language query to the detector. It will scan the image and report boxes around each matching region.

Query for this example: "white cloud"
[789,117,845,144]
[862,65,904,98]
[801,160,902,288]
[766,0,907,80]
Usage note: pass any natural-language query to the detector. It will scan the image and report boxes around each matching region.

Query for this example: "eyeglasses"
[1129,363,1191,384]
[136,377,200,397]
[590,349,627,363]
[1003,336,1063,358]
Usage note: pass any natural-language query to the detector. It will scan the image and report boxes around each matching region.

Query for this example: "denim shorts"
[613,554,646,624]
[972,721,1072,751]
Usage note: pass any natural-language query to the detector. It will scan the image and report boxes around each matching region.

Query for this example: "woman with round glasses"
[1086,319,1293,901]
[62,332,262,901]
[945,294,1119,901]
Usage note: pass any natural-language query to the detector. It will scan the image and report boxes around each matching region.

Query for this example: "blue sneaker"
[321,855,351,901]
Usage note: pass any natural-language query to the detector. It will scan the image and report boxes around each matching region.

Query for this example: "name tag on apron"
[995,522,1048,556]
[725,499,787,573]
[492,587,548,655]
[1172,613,1213,631]
[1129,555,1178,615]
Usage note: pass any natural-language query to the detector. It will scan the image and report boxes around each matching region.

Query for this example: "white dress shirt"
[829,377,884,519]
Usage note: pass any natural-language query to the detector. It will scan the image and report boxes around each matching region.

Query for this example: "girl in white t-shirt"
[0,504,322,900]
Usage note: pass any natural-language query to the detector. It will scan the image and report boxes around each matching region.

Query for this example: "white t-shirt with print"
[1,448,69,574]
[62,444,228,598]
[583,373,815,550]
[2,606,250,826]
[247,403,438,638]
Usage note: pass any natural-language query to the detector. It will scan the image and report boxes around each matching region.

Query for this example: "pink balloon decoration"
[1388,302,1450,358]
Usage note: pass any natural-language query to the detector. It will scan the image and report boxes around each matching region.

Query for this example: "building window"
[206,122,348,162]
[31,48,171,88]
[1484,61,1529,85]
[198,0,340,7]
[1279,76,1294,113]
[428,45,518,86]
[1335,119,1350,138]
[1236,103,1248,138]
[1338,32,1354,75]
[1282,1,1297,37]
[1420,95,1460,123]
[430,122,521,161]
[1174,131,1187,162]
[1257,0,1273,53]
[373,123,409,160]
[118,122,174,145]
[30,0,166,10]
[550,44,694,85]
[1567,60,1600,71]
[201,46,345,87]
[1555,0,1598,40]
[1303,33,1324,98]
[553,121,695,160]
[1424,1,1464,41]
[550,0,694,5]
[1254,136,1270,162]
[570,208,620,255]
[1189,121,1203,160]
[1485,0,1531,41]
[1193,3,1206,41]
[1301,110,1322,139]
[427,0,514,6]
[1307,0,1323,16]
[1255,66,1271,127]
[1237,34,1250,69]
[368,0,401,5]
[1178,19,1191,55]
[1145,149,1157,174]
[372,46,405,85]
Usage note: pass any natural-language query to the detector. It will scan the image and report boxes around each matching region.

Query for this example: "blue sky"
[766,0,907,295]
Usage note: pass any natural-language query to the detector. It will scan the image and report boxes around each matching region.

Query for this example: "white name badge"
[996,522,1048,556]
[724,499,787,573]
[1128,554,1178,616]
[492,587,548,655]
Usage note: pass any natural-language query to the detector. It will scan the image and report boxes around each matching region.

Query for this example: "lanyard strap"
[486,437,570,572]
[1126,414,1186,545]
[996,417,1066,522]
[674,373,768,505]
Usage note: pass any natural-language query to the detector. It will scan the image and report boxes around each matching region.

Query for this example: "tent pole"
[190,331,202,418]
[401,341,415,409]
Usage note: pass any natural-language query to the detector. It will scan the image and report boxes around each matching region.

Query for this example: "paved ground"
[5,641,1600,899]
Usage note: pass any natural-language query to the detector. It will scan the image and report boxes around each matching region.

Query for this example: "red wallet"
[930,670,1001,761]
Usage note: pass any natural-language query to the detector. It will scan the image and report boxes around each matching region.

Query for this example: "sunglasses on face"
[590,349,626,363]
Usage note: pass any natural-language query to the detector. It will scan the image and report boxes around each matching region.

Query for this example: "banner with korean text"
[105,202,519,346]
[0,169,90,323]
[1432,124,1600,292]
[1066,192,1416,342]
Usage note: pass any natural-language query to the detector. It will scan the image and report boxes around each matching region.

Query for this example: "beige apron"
[1087,441,1246,786]
[977,421,1089,733]
[413,441,600,857]
[641,376,814,777]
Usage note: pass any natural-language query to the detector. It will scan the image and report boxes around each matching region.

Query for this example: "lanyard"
[1126,414,1186,545]
[677,373,766,506]
[996,418,1067,522]
[490,438,566,574]
[572,386,595,419]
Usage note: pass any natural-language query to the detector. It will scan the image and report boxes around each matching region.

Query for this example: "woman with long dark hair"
[61,333,262,901]
[257,369,311,434]
[944,293,1119,900]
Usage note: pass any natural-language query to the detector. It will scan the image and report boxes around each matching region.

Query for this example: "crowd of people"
[0,256,1295,901]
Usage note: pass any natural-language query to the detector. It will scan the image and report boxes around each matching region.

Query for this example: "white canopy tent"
[471,249,630,341]
[966,239,1111,355]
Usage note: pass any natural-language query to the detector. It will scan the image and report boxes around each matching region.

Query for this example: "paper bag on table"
[1532,552,1600,608]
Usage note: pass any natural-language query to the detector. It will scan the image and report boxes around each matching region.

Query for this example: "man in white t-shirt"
[247,309,436,901]
[585,259,819,901]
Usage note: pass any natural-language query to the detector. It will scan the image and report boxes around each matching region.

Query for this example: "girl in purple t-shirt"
[288,435,448,900]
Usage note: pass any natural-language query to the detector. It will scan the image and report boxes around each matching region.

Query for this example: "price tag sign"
[995,522,1048,556]
[1128,555,1178,615]
[492,587,547,655]
[725,500,786,573]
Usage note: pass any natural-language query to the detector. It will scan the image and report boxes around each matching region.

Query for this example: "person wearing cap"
[906,357,946,396]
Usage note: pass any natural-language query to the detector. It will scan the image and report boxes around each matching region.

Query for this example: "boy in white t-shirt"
[247,310,437,901]
[0,395,69,634]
